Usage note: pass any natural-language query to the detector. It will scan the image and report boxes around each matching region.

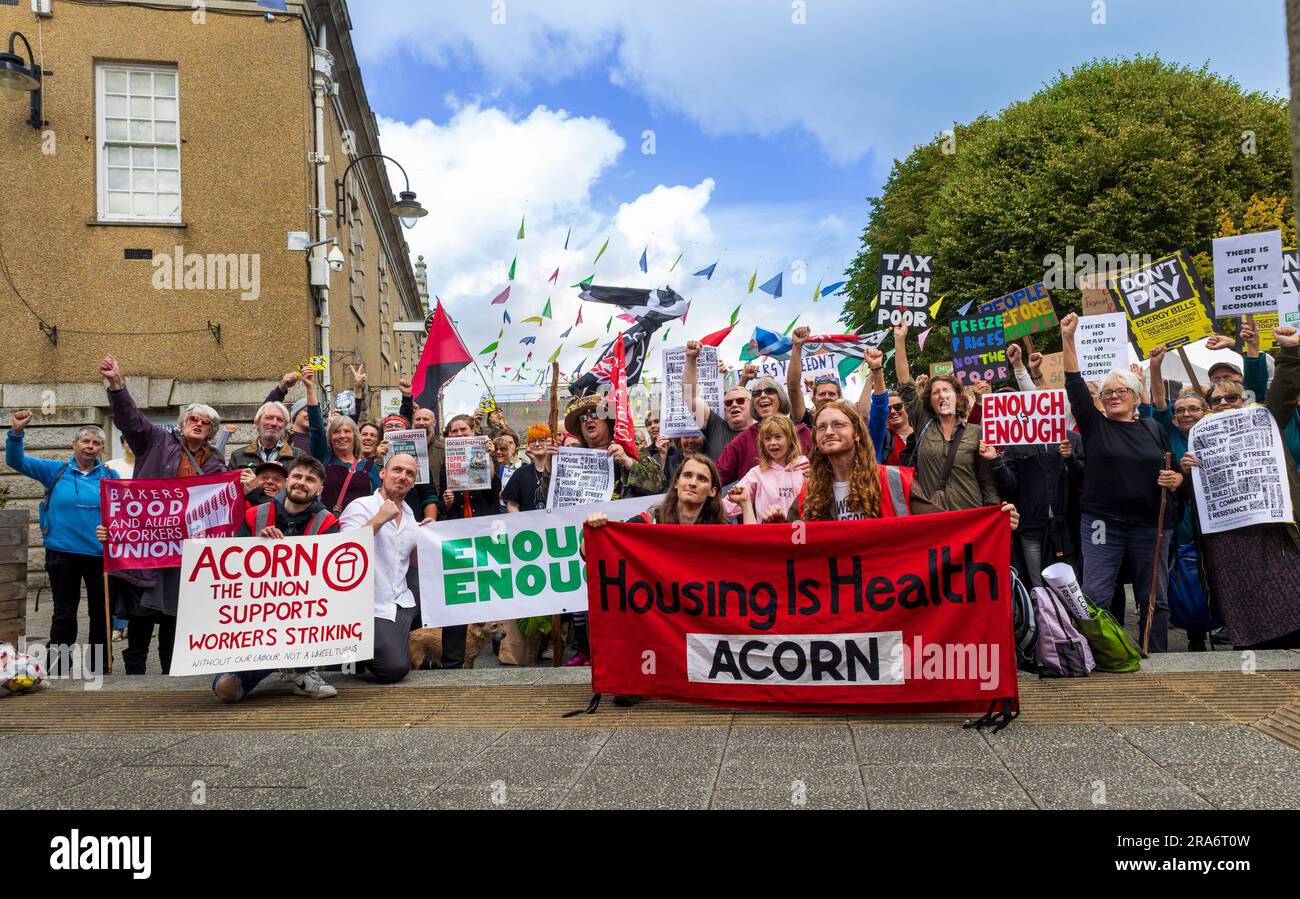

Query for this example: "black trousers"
[44,549,108,675]
[123,613,176,675]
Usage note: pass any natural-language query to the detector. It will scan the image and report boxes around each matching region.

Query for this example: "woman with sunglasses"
[99,354,228,674]
[714,376,812,486]
[1178,326,1300,649]
[1061,314,1183,651]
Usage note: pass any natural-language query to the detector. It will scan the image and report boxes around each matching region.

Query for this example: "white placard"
[756,351,841,383]
[980,390,1067,446]
[1189,405,1294,534]
[379,389,403,418]
[1076,312,1127,380]
[547,446,617,508]
[416,494,663,627]
[1212,230,1282,317]
[444,436,494,491]
[660,346,721,438]
[171,529,375,675]
[383,428,429,484]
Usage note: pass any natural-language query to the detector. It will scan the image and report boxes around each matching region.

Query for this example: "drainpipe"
[313,23,333,398]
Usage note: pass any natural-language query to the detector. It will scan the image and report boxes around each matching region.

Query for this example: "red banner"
[100,471,246,572]
[585,506,1016,714]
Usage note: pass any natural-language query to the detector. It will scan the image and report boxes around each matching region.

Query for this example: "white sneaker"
[287,669,337,699]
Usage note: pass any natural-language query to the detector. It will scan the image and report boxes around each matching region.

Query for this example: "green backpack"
[1074,599,1142,673]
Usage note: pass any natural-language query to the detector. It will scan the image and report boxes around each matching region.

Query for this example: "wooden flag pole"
[1141,452,1173,657]
[1175,347,1203,396]
[102,562,113,675]
[548,362,564,667]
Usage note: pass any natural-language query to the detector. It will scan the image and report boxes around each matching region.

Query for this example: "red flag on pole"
[610,331,640,461]
[411,299,472,410]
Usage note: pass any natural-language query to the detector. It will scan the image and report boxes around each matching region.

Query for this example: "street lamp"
[334,154,427,231]
[0,31,49,129]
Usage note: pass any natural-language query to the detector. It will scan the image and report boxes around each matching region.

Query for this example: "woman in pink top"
[723,415,807,521]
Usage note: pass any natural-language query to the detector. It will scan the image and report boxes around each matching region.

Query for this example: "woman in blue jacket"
[6,409,118,674]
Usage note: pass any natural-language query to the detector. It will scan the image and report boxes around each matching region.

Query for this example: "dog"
[409,622,505,670]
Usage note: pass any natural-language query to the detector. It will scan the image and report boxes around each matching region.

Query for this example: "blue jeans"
[1080,513,1170,653]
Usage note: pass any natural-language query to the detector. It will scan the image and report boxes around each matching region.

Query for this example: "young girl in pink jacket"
[722,415,807,520]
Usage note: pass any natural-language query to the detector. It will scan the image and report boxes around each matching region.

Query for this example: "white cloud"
[376,105,859,416]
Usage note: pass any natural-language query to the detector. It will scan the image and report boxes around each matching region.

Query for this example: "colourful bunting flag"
[508,256,516,280]
[548,267,559,284]
[563,225,571,250]
[759,272,783,299]
[639,247,648,273]
[916,327,933,352]
[520,336,536,345]
[490,285,510,305]
[523,316,544,325]
[747,269,757,293]
[662,328,671,342]
[547,344,563,364]
[571,274,594,288]
[958,300,974,316]
[479,340,499,355]
[682,301,691,325]
[669,252,683,272]
[542,298,552,319]
[693,262,717,280]
[517,215,525,240]
[559,326,572,338]
[928,294,945,319]
[605,315,613,332]
[616,313,638,324]
[783,314,801,334]
[578,338,598,348]
[700,322,737,347]
[821,280,847,297]
[593,234,610,265]
[813,279,822,302]
[729,304,742,326]
[575,306,584,325]
[503,309,511,324]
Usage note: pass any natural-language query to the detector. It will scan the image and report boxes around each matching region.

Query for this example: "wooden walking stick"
[1141,451,1173,657]
[548,362,564,667]
[102,567,113,675]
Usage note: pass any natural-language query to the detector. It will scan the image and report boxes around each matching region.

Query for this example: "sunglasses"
[813,376,839,385]
[888,403,905,413]
[723,397,748,407]
[751,387,779,398]
[185,415,212,428]
[1208,395,1241,407]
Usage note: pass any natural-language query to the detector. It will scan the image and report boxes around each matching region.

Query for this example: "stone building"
[0,0,428,593]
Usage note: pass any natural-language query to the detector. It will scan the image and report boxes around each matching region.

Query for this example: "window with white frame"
[96,63,181,222]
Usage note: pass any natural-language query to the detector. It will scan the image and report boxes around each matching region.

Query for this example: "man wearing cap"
[213,455,341,701]
[1206,324,1270,401]
[241,459,288,504]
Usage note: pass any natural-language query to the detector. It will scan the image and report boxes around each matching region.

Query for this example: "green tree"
[843,56,1292,370]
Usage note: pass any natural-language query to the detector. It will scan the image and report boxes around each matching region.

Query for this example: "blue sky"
[347,0,1289,411]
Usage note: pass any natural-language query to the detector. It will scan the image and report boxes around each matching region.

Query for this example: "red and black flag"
[411,299,471,411]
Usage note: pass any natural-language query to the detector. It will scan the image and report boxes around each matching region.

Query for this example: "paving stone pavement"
[4,721,1297,810]
[8,592,1300,811]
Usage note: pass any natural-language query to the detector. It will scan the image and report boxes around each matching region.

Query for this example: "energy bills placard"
[171,529,375,675]
[383,429,430,484]
[415,494,663,628]
[980,390,1068,446]
[1107,249,1214,357]
[1076,312,1128,380]
[877,253,933,328]
[660,345,720,438]
[1188,406,1294,534]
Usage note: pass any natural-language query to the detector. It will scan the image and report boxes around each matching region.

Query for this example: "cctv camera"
[328,246,345,272]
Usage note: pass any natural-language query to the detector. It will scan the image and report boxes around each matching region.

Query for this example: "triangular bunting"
[563,225,571,250]
[669,252,683,272]
[542,298,553,319]
[508,256,516,281]
[548,267,559,284]
[490,285,511,305]
[639,247,648,273]
[517,215,525,240]
[759,272,783,299]
[693,262,717,280]
[916,327,933,352]
[747,270,757,293]
[593,234,610,265]
[571,274,594,288]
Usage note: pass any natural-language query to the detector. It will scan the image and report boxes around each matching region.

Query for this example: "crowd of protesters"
[5,314,1299,697]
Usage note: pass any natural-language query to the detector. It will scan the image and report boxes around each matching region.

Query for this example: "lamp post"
[334,153,428,230]
[0,31,50,129]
